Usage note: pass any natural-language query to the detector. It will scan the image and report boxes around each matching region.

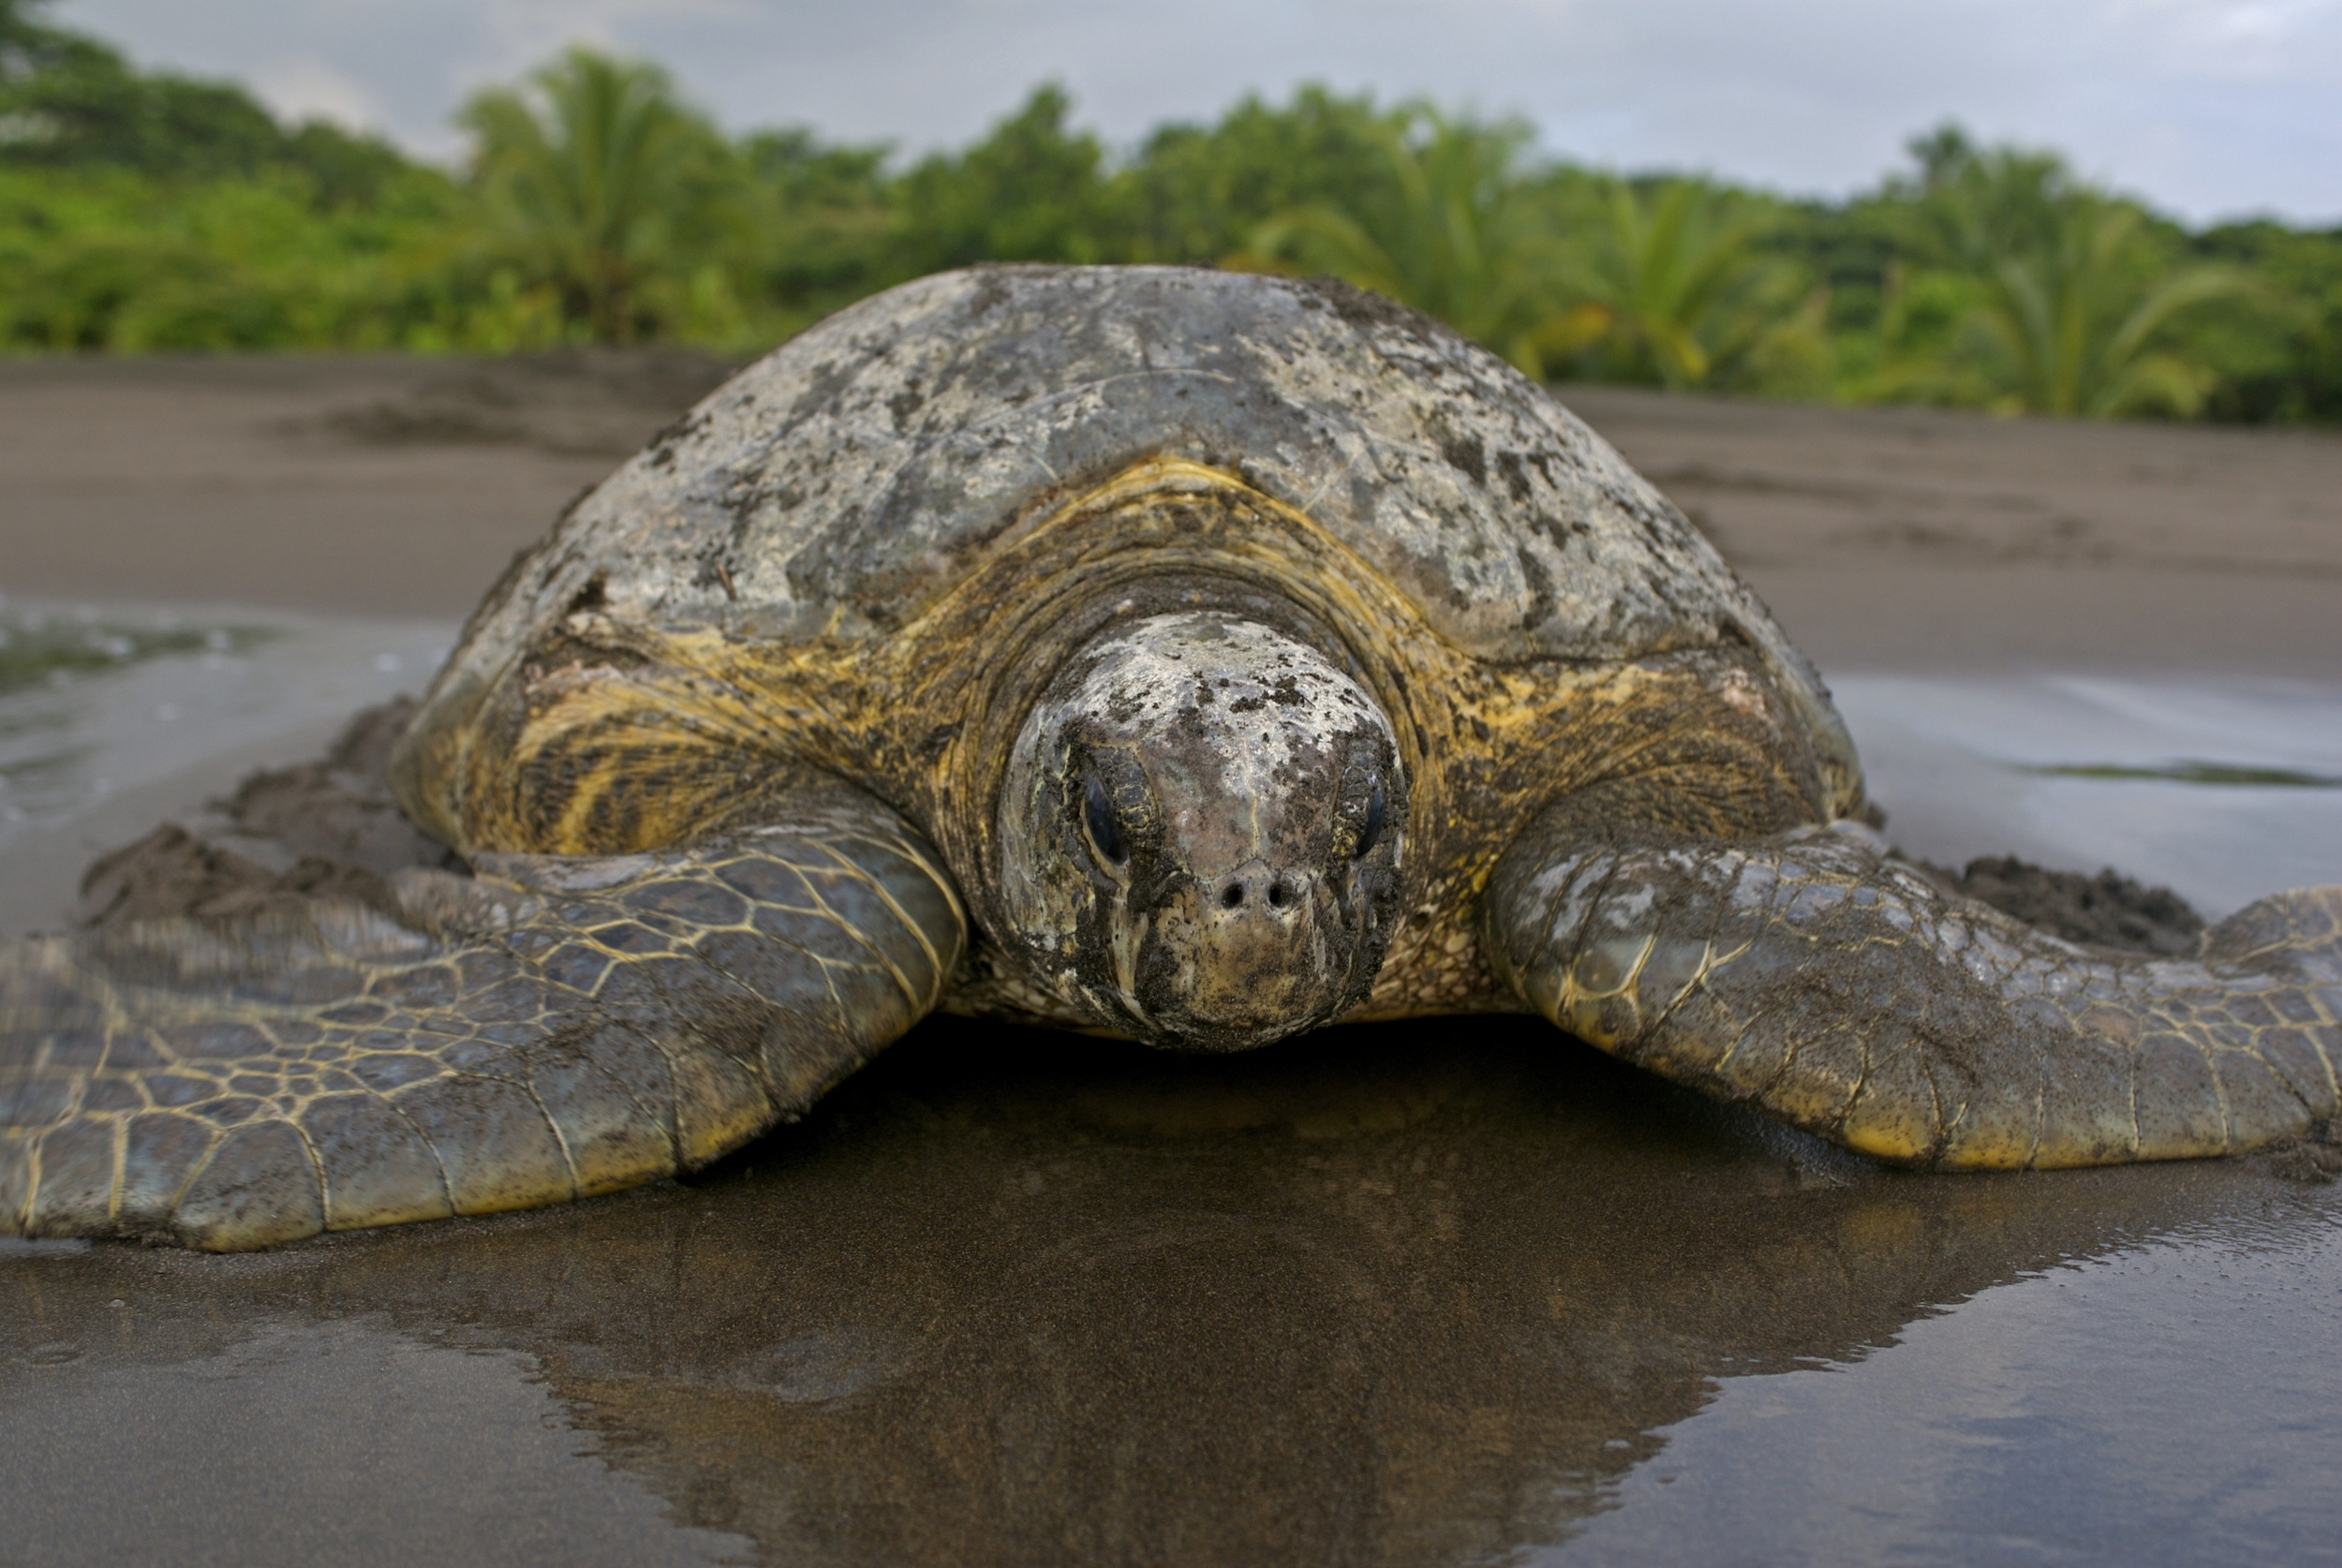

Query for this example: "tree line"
[3,1,2336,422]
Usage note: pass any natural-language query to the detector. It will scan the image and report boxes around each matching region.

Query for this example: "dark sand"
[0,351,719,618]
[1563,385,2342,676]
[4,353,2338,671]
[5,353,2342,1566]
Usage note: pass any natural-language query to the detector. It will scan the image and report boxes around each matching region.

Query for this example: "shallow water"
[0,599,449,844]
[0,599,452,935]
[4,608,2340,1566]
[1837,673,2342,916]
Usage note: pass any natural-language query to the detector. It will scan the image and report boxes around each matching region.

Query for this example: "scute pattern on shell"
[421,265,1827,727]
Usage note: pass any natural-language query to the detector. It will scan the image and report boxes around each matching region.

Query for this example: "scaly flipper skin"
[1483,820,2342,1167]
[0,788,964,1250]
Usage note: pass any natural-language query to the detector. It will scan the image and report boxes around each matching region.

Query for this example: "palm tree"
[1887,131,2242,416]
[460,48,734,343]
[1239,107,1603,377]
[1973,196,2241,416]
[1558,178,1824,392]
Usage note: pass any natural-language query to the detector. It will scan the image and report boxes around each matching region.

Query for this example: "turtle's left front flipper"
[1482,817,2342,1167]
[1,786,964,1249]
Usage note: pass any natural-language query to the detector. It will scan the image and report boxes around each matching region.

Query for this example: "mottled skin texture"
[5,264,2340,1249]
[995,612,1406,1048]
[1486,821,2342,1166]
[0,789,959,1248]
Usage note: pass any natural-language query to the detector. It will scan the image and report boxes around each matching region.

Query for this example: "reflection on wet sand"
[3,1016,2330,1566]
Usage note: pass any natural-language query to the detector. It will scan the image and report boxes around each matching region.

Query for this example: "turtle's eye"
[1355,776,1386,859]
[1082,771,1129,869]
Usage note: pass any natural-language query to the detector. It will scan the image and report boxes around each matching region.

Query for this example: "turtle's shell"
[411,265,1841,758]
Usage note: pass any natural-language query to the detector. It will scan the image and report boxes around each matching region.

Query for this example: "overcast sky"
[57,0,2342,224]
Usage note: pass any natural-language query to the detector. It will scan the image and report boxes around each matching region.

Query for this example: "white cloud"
[245,56,385,133]
[472,0,749,70]
[54,0,2342,221]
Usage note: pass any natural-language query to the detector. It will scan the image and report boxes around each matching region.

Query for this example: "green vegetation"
[460,49,749,345]
[0,610,273,697]
[1238,106,1595,377]
[2023,762,2342,789]
[3,0,2338,422]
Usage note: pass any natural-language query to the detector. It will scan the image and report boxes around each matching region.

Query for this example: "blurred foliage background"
[2,0,2336,422]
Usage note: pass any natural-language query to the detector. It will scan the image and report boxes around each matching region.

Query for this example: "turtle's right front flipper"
[1,786,964,1250]
[1481,818,2342,1167]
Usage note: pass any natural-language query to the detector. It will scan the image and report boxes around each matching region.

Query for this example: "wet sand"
[4,353,2341,1565]
[10,1024,2339,1566]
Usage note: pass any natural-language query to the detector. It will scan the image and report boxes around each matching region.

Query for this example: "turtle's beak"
[1134,859,1337,1049]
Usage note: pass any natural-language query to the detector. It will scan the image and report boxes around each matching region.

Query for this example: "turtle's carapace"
[5,265,2339,1249]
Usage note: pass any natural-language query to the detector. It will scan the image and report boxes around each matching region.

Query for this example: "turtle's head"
[997,611,1405,1050]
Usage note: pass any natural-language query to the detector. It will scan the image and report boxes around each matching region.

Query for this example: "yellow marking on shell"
[880,457,1481,852]
[431,456,1842,1028]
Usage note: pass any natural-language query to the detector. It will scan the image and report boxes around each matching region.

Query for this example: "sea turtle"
[5,265,2338,1250]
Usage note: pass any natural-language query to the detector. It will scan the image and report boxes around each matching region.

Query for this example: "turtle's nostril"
[1213,865,1302,915]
